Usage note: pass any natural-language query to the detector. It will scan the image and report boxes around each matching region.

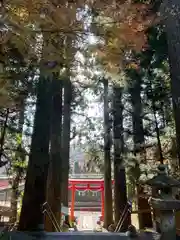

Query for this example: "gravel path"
[74,211,99,231]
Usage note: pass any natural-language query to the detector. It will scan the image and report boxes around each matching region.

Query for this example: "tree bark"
[161,0,180,164]
[10,98,26,224]
[130,73,145,156]
[0,109,9,162]
[130,72,152,229]
[147,73,164,163]
[103,78,113,228]
[10,174,21,224]
[113,86,130,231]
[61,79,72,224]
[45,76,63,232]
[18,76,52,231]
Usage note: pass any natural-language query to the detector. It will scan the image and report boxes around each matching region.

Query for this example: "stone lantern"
[146,164,180,240]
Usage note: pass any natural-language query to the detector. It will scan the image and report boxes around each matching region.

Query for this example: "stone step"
[5,231,162,240]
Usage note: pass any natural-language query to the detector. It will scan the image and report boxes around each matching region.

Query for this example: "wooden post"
[70,183,75,221]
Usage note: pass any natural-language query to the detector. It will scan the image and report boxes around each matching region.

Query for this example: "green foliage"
[84,142,104,173]
[0,0,178,228]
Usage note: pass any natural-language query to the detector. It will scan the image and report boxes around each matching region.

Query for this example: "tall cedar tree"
[10,97,26,223]
[45,76,63,231]
[18,76,52,231]
[161,0,180,164]
[103,78,113,228]
[129,70,153,229]
[61,78,72,223]
[0,109,9,166]
[113,86,131,231]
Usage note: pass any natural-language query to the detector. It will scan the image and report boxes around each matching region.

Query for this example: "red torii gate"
[68,178,114,221]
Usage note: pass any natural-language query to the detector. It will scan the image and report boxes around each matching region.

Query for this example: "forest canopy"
[0,0,180,234]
